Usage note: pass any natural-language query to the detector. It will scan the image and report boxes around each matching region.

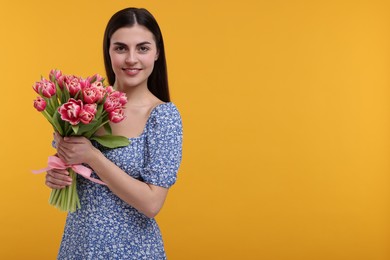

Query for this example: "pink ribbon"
[33,156,106,185]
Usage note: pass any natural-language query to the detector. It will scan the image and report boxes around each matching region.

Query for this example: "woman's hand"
[54,132,97,165]
[45,168,72,189]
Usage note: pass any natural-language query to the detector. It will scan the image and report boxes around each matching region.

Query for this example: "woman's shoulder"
[150,102,181,120]
[147,102,182,131]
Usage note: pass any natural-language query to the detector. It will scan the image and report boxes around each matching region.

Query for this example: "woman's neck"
[114,82,160,107]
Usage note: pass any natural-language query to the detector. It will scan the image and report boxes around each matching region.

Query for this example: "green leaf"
[89,74,97,83]
[73,90,82,100]
[63,85,70,102]
[95,103,104,119]
[54,81,62,100]
[90,135,130,148]
[49,96,57,111]
[41,110,55,127]
[52,111,64,135]
[83,118,103,138]
[56,110,65,130]
[65,121,72,136]
[43,96,54,115]
[103,123,112,135]
[52,94,60,107]
[77,121,98,136]
[71,124,79,134]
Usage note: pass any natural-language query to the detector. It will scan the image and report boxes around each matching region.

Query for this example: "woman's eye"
[138,46,150,53]
[115,46,127,52]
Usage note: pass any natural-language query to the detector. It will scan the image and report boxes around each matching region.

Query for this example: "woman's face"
[109,24,159,91]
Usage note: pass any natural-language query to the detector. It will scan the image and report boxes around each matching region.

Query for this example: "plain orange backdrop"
[1,0,389,259]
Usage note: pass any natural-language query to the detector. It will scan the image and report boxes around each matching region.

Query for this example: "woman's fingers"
[56,136,93,165]
[46,179,67,189]
[45,169,72,189]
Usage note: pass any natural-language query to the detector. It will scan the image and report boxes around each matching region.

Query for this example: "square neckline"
[128,102,171,140]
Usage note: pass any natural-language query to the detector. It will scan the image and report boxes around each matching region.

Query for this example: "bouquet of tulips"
[33,69,129,212]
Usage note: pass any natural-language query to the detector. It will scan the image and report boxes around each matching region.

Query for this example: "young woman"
[45,7,183,259]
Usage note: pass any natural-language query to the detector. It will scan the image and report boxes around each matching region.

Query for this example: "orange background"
[1,0,389,259]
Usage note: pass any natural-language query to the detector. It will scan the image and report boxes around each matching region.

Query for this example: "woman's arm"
[89,148,168,218]
[54,134,169,218]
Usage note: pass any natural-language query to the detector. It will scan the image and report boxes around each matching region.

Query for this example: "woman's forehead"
[111,25,155,43]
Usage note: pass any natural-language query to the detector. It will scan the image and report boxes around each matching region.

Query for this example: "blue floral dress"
[57,103,183,260]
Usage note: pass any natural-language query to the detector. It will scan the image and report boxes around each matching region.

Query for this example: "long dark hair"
[103,8,170,102]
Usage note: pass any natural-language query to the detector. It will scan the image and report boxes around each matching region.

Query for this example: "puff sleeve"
[139,103,183,188]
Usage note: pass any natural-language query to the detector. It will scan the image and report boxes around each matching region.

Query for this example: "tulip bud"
[33,97,46,112]
[49,69,62,82]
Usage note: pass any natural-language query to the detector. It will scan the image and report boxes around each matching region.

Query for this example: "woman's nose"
[125,50,138,64]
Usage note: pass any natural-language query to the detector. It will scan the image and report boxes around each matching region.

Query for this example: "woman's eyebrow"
[112,41,152,46]
[136,41,152,46]
[112,42,127,46]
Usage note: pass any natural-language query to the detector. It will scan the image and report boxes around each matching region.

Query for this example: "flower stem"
[48,168,79,212]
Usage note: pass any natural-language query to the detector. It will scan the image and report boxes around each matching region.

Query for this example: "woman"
[46,7,183,259]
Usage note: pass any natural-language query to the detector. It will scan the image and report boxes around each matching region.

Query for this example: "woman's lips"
[123,68,141,76]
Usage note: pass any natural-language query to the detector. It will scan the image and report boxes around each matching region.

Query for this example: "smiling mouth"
[123,68,141,71]
[122,68,142,76]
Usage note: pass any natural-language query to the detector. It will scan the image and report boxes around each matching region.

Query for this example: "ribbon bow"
[32,156,106,185]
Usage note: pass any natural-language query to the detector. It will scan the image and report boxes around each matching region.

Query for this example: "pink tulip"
[79,103,97,124]
[103,98,119,113]
[110,91,127,105]
[83,103,97,114]
[79,78,91,89]
[58,98,83,125]
[79,110,95,124]
[103,91,127,112]
[105,86,114,94]
[109,108,125,123]
[66,77,82,97]
[33,97,46,112]
[79,112,93,124]
[32,81,42,93]
[56,75,66,89]
[49,69,62,82]
[83,82,105,104]
[42,80,56,98]
[58,75,72,90]
[33,79,56,98]
[87,74,104,83]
